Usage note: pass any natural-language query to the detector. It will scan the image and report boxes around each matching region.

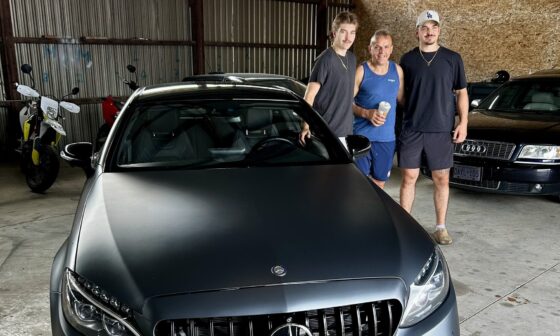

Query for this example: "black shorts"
[397,129,453,170]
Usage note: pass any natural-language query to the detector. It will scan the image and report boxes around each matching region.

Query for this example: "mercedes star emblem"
[271,265,287,277]
[270,322,313,336]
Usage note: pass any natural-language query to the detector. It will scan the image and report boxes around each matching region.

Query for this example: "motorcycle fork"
[31,138,41,165]
[23,118,36,141]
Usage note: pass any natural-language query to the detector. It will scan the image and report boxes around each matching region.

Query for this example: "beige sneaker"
[433,229,453,245]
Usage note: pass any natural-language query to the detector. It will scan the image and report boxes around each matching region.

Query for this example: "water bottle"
[377,101,391,116]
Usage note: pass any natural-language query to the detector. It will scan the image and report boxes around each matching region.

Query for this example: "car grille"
[454,140,516,160]
[451,180,556,194]
[154,300,402,336]
[450,179,500,190]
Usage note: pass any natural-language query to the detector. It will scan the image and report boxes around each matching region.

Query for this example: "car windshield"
[478,78,560,113]
[112,99,343,169]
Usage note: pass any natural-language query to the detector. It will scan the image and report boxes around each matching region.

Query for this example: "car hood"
[74,165,432,311]
[467,110,560,143]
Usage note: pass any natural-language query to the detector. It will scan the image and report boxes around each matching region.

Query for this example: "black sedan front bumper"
[424,157,560,195]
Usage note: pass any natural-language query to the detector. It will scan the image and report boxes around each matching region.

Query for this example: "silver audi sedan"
[51,82,459,336]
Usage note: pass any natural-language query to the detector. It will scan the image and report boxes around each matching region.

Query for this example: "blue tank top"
[353,61,399,142]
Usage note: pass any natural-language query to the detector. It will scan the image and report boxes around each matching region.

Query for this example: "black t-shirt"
[399,46,467,132]
[309,48,357,137]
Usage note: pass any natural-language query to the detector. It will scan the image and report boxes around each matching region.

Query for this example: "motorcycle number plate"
[41,96,59,119]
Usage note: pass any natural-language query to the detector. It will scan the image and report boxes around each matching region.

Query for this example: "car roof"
[134,82,301,102]
[514,68,560,80]
[184,73,299,81]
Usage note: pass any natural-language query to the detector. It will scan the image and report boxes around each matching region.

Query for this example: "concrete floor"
[0,161,559,336]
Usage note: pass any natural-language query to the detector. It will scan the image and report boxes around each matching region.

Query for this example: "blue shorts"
[355,141,396,181]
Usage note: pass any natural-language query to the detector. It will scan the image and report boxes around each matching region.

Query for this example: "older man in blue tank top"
[352,30,404,189]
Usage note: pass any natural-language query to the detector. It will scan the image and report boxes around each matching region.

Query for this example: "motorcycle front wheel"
[25,145,60,193]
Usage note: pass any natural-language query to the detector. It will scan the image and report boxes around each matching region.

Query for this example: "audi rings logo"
[270,323,313,336]
[461,143,487,154]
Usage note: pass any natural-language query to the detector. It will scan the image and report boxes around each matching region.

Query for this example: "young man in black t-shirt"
[300,12,358,145]
[398,10,468,245]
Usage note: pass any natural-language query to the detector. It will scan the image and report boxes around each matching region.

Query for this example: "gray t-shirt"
[309,48,357,137]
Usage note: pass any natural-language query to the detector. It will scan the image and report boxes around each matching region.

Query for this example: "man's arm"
[304,82,321,107]
[353,64,363,97]
[352,65,370,119]
[396,64,405,107]
[453,88,468,143]
[300,82,321,143]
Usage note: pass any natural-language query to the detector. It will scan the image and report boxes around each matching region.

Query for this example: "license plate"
[453,164,481,181]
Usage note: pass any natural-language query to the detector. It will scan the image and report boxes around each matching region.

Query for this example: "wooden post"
[0,0,18,100]
[0,0,20,156]
[189,0,205,75]
[316,0,328,55]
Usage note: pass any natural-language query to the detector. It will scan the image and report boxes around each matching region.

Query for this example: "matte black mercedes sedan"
[449,69,560,201]
[52,83,458,335]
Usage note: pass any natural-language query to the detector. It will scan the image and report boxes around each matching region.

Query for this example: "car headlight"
[518,145,560,160]
[400,248,450,328]
[62,269,141,336]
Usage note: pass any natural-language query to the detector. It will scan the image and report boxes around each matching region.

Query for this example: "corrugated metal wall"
[11,0,192,39]
[203,0,317,79]
[0,54,6,148]
[7,0,194,147]
[2,0,354,149]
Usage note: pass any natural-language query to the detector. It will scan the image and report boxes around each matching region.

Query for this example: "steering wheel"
[247,136,299,159]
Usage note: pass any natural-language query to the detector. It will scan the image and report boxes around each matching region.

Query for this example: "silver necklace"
[419,48,439,66]
[334,49,348,71]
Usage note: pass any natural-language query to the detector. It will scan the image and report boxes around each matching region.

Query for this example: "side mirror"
[60,142,94,177]
[345,134,371,158]
[20,64,33,74]
[470,99,481,108]
[126,64,136,73]
[71,87,80,95]
[127,81,139,90]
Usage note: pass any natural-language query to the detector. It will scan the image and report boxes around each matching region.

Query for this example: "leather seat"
[242,108,278,148]
[132,109,192,163]
[523,92,557,111]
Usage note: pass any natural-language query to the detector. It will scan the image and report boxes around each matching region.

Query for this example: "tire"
[25,145,60,193]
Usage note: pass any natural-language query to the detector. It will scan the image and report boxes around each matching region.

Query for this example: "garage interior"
[1,0,559,335]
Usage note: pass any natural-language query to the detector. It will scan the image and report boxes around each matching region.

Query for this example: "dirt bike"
[16,64,80,193]
[95,64,139,151]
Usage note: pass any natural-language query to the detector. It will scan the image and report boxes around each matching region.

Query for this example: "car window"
[112,100,340,169]
[479,79,560,112]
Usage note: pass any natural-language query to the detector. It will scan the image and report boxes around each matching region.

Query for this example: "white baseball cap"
[416,10,440,27]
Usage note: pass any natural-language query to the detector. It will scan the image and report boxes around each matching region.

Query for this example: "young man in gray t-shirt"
[300,12,359,142]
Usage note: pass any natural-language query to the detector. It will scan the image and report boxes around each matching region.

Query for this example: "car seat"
[523,92,557,111]
[242,108,279,148]
[132,109,192,162]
